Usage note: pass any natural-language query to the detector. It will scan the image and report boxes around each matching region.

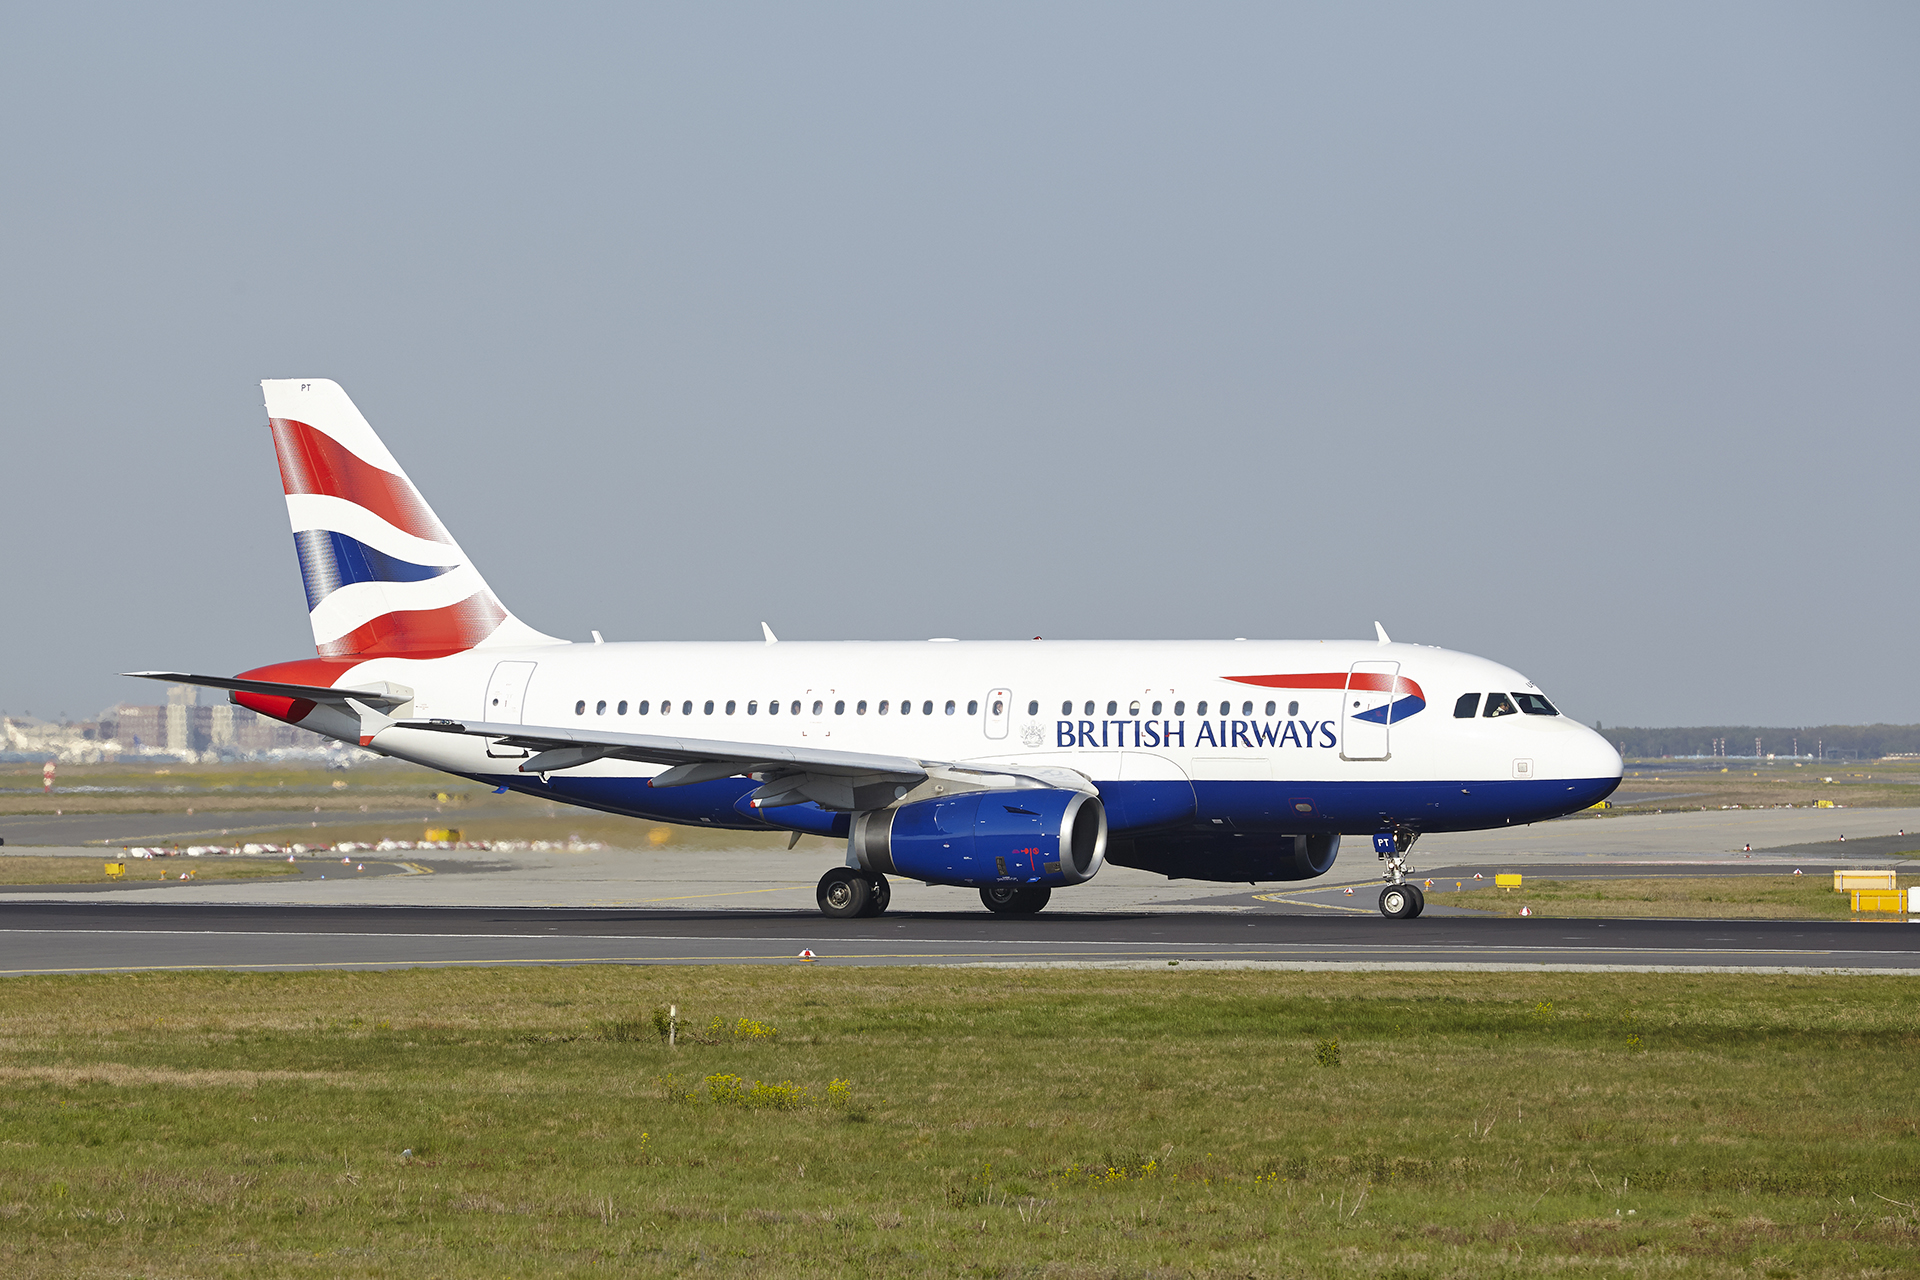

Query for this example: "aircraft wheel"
[817,868,870,919]
[860,874,891,917]
[1407,884,1425,918]
[980,884,1052,915]
[1379,886,1416,919]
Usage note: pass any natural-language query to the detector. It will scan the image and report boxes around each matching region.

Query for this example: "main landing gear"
[1376,827,1425,920]
[817,867,890,919]
[980,884,1051,915]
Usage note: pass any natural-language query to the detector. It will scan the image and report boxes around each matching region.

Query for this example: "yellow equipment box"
[1851,888,1906,914]
[1835,869,1896,892]
[103,862,124,879]
[424,828,461,843]
[1495,873,1523,888]
[1815,799,1835,808]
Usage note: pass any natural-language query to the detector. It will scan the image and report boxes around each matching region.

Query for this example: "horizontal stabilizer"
[121,671,413,709]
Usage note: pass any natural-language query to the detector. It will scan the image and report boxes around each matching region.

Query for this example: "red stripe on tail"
[270,417,453,545]
[317,591,507,658]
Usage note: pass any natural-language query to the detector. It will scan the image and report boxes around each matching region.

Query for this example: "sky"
[1,4,1915,729]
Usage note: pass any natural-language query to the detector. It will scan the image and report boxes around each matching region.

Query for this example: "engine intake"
[849,788,1106,888]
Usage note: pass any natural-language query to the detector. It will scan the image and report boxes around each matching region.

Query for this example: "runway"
[1,902,1914,976]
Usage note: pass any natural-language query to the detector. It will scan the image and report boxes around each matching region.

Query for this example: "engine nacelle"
[849,788,1107,888]
[1105,831,1339,882]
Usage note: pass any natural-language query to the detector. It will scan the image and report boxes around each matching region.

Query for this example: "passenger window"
[1084,701,1095,716]
[791,701,801,715]
[834,700,845,715]
[901,700,912,716]
[1483,693,1517,718]
[1061,700,1072,715]
[878,700,889,715]
[704,700,714,715]
[682,700,693,715]
[1106,700,1117,716]
[994,700,1005,716]
[968,700,979,716]
[1265,701,1275,717]
[1151,700,1162,715]
[1129,700,1140,716]
[596,700,606,715]
[1028,700,1039,716]
[638,700,650,715]
[944,700,955,715]
[725,700,736,715]
[812,700,823,716]
[857,700,867,715]
[1197,701,1208,716]
[1287,700,1298,717]
[747,701,758,715]
[768,700,779,716]
[1454,693,1480,719]
[1515,692,1559,716]
[575,700,585,716]
[1242,701,1253,716]
[1174,701,1185,716]
[922,700,933,715]
[617,700,628,715]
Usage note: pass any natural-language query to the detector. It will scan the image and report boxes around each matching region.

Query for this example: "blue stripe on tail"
[292,529,457,611]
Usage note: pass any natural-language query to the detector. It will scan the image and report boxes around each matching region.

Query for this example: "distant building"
[4,685,334,761]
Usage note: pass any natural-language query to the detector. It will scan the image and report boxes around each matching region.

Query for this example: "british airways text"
[1056,720,1338,749]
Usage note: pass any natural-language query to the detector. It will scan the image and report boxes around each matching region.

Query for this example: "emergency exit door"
[983,688,1011,739]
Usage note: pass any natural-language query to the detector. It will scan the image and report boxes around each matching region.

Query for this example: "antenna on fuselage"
[761,622,779,645]
[1374,621,1392,644]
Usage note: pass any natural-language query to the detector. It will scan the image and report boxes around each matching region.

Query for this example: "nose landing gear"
[1379,882,1424,918]
[1374,826,1425,919]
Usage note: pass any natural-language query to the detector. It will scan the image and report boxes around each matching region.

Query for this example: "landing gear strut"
[817,867,890,918]
[1375,827,1424,919]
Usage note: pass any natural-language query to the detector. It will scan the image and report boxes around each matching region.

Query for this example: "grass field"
[0,966,1913,1277]
[1609,759,1920,813]
[1429,875,1912,920]
[0,856,302,885]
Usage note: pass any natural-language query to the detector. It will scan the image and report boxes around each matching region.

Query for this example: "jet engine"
[849,788,1107,888]
[1105,830,1339,883]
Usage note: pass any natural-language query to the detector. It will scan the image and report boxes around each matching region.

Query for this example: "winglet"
[761,622,778,645]
[1374,621,1391,645]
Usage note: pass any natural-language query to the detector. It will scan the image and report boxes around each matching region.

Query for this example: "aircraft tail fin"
[261,379,563,658]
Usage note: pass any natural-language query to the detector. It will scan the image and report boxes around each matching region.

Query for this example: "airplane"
[130,379,1623,920]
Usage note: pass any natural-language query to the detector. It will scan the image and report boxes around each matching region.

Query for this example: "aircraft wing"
[397,717,1094,812]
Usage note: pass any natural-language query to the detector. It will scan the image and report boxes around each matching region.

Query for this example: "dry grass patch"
[1430,874,1906,919]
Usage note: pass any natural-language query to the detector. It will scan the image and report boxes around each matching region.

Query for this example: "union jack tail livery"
[263,379,560,658]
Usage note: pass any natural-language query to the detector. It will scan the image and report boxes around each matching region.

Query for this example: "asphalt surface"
[0,901,1913,975]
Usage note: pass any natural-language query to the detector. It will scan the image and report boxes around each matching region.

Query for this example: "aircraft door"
[1341,660,1398,761]
[983,688,1011,740]
[484,661,537,723]
[482,661,537,759]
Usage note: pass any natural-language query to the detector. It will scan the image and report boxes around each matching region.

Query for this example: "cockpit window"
[1514,692,1558,716]
[1453,693,1481,719]
[1483,692,1518,718]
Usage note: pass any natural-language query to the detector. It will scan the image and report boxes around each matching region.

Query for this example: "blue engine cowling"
[848,788,1107,888]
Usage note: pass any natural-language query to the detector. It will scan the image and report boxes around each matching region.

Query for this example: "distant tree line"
[1591,723,1920,759]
